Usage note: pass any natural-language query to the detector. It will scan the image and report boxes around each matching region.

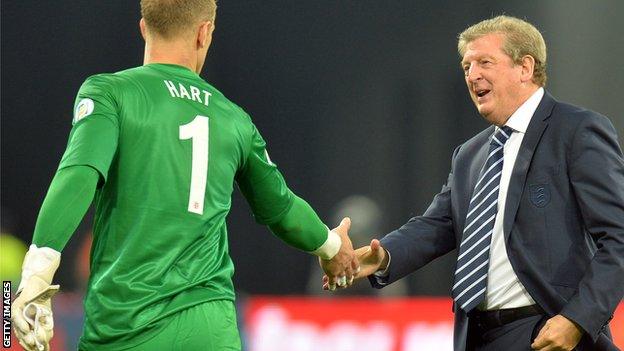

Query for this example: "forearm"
[268,194,339,258]
[32,165,99,251]
[559,240,624,340]
[560,114,624,341]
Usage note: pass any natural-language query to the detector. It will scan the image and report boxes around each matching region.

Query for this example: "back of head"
[458,15,547,86]
[141,0,217,39]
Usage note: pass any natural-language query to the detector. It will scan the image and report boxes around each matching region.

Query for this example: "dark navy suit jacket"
[370,92,624,351]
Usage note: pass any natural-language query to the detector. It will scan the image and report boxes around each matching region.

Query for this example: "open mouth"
[476,89,491,98]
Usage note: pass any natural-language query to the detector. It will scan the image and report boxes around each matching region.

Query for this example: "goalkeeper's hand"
[318,217,359,290]
[11,245,61,351]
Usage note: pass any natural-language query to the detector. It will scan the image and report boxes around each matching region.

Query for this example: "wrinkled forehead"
[461,34,507,63]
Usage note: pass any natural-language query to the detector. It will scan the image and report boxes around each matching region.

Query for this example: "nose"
[466,63,482,83]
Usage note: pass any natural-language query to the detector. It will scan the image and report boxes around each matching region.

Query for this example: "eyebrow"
[461,54,496,66]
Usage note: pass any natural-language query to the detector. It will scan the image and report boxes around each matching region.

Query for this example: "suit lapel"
[503,92,556,241]
[469,127,495,195]
[453,126,494,236]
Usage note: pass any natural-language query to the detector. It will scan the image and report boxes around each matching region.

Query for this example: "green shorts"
[124,300,241,351]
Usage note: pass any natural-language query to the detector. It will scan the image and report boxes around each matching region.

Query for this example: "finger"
[15,327,36,348]
[19,339,35,351]
[532,343,554,351]
[13,318,32,334]
[351,258,360,272]
[12,308,33,334]
[14,329,31,350]
[326,274,339,290]
[323,274,329,290]
[370,239,381,251]
[329,272,346,288]
[340,217,351,231]
[530,335,543,349]
[531,331,551,350]
[23,332,37,350]
[336,275,347,287]
[355,245,371,257]
[370,239,385,260]
[333,217,351,235]
[343,274,354,286]
[530,333,543,349]
[35,326,48,345]
[337,277,351,289]
[343,260,355,284]
[340,275,349,287]
[532,319,551,348]
[343,261,355,285]
[350,255,360,275]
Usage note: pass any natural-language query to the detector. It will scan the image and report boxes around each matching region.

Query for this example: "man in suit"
[325,15,624,351]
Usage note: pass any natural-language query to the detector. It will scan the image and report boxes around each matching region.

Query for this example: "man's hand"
[322,238,388,290]
[531,314,583,351]
[319,217,359,290]
[11,245,61,351]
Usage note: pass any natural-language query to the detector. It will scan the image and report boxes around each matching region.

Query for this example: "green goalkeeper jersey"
[59,64,315,349]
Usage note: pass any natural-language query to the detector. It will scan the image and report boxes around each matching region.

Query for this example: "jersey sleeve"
[58,75,120,183]
[32,165,99,251]
[236,122,335,254]
[236,123,294,224]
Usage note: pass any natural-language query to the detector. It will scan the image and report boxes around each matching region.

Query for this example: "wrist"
[312,229,341,260]
[18,244,61,293]
[374,248,390,276]
[379,249,389,270]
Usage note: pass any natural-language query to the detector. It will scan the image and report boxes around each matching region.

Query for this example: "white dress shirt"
[375,88,545,310]
[481,87,544,310]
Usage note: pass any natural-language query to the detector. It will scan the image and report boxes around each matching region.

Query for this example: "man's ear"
[197,21,214,49]
[520,55,536,83]
[139,18,148,41]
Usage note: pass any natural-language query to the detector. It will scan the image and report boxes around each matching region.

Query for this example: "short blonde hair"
[141,0,217,38]
[458,15,547,86]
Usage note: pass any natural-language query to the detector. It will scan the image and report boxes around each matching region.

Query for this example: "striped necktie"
[452,126,514,312]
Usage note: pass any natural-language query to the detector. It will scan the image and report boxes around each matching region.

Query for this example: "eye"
[480,59,492,66]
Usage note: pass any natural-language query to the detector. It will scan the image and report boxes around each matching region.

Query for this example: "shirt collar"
[500,87,544,134]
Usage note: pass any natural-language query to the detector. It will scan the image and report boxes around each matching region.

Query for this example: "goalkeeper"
[11,0,359,350]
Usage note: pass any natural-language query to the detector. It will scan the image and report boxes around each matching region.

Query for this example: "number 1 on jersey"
[179,116,209,215]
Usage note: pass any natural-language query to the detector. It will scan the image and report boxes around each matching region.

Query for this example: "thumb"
[370,239,381,254]
[336,217,351,234]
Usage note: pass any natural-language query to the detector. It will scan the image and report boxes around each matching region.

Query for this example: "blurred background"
[2,1,623,350]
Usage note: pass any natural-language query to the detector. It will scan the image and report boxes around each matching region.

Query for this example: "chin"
[477,106,491,118]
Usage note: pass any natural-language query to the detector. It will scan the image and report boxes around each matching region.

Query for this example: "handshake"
[318,217,389,291]
[9,218,388,351]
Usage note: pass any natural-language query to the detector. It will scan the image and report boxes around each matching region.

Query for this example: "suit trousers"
[467,314,547,351]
